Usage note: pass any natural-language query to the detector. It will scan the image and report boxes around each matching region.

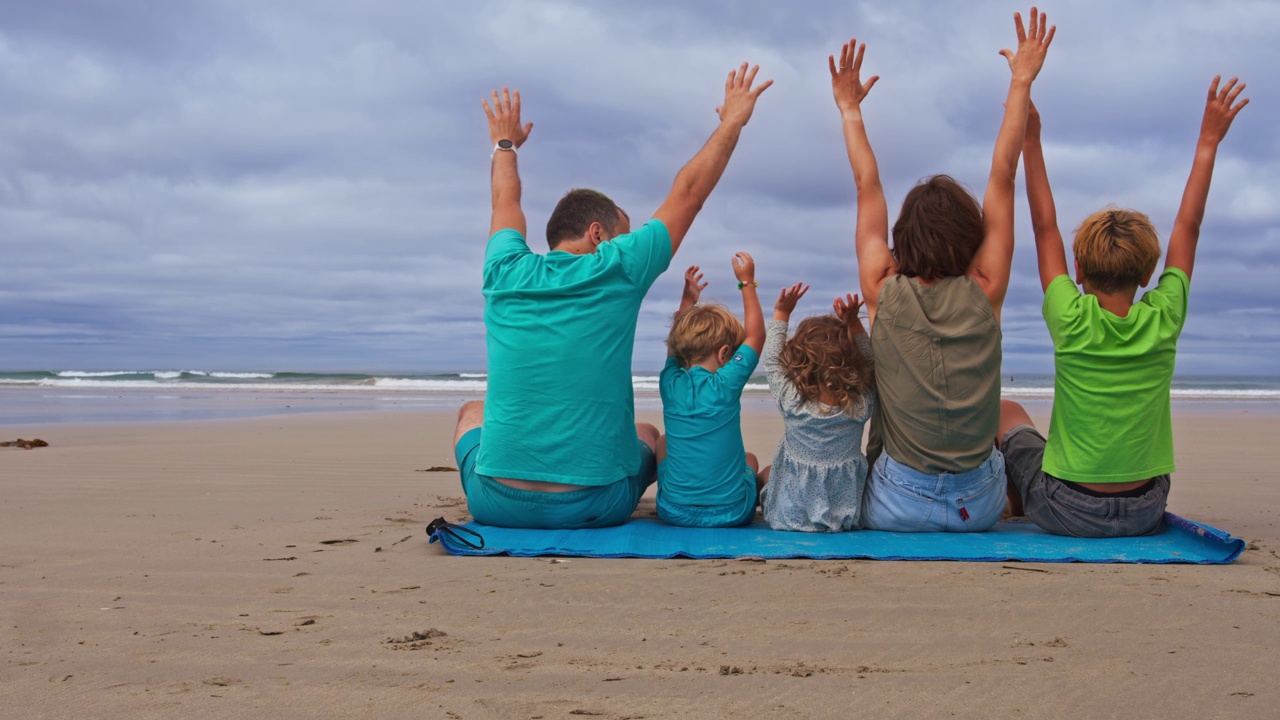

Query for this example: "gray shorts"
[1002,425,1169,538]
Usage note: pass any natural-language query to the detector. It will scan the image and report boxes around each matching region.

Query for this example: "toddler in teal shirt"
[657,253,766,527]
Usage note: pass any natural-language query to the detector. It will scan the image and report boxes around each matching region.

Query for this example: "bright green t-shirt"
[477,219,672,486]
[1042,268,1189,482]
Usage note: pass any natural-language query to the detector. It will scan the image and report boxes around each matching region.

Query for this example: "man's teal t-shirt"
[477,219,672,486]
[658,344,760,506]
[1042,268,1189,482]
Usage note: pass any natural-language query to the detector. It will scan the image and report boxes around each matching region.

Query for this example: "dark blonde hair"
[778,316,874,415]
[667,304,745,368]
[892,175,985,282]
[1072,208,1162,293]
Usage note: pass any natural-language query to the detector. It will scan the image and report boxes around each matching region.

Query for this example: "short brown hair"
[667,304,745,368]
[1072,208,1162,293]
[545,189,623,249]
[892,175,984,281]
[778,316,874,415]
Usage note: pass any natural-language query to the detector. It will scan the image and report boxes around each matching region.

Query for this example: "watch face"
[498,139,514,150]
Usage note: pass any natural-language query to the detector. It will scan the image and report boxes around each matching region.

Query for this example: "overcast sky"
[0,1,1276,374]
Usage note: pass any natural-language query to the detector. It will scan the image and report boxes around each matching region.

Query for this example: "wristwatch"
[491,139,515,158]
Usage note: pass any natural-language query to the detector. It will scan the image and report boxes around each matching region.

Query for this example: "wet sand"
[1,406,1278,719]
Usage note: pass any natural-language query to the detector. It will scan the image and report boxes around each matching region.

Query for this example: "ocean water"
[2,369,1280,426]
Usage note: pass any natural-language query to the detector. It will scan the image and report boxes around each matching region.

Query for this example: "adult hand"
[1199,75,1249,145]
[830,39,879,117]
[998,7,1055,85]
[732,252,756,284]
[715,63,773,128]
[682,265,708,306]
[482,87,533,148]
[774,282,809,316]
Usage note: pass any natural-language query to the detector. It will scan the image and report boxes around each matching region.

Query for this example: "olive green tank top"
[870,274,1001,474]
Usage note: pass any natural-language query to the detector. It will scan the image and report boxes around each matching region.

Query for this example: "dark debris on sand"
[1,438,48,449]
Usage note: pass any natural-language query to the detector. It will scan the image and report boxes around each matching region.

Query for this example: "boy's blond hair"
[1072,208,1162,293]
[667,304,745,368]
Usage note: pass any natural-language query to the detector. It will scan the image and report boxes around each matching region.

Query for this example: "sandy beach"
[2,404,1278,719]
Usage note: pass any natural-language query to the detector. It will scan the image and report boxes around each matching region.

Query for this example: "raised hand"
[830,39,880,116]
[833,293,865,327]
[681,265,708,307]
[732,252,756,284]
[1200,75,1249,145]
[716,63,773,128]
[1165,73,1251,282]
[774,282,809,320]
[481,87,533,148]
[998,7,1055,85]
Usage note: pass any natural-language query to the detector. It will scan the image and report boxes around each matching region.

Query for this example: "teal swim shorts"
[453,428,656,529]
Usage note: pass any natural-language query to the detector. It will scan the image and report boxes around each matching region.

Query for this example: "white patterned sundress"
[759,320,875,532]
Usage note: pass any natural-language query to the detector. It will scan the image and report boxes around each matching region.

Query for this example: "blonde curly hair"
[778,316,874,415]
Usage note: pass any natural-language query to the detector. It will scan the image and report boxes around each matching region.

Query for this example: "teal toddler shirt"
[477,220,672,485]
[658,344,760,506]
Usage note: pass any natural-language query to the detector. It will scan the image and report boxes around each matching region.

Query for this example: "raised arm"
[772,282,809,323]
[970,7,1054,315]
[653,64,772,256]
[1022,102,1069,291]
[833,293,868,338]
[830,39,892,323]
[678,265,707,315]
[669,266,708,357]
[765,282,808,387]
[733,252,765,355]
[482,88,534,237]
[1165,75,1249,281]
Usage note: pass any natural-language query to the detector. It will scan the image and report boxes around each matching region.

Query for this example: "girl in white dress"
[759,284,876,532]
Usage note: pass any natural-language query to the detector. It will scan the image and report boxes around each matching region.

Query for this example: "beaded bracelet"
[737,281,758,289]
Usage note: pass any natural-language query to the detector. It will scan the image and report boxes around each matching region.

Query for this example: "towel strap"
[425,517,486,550]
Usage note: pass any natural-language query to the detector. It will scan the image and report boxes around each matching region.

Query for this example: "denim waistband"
[877,447,1003,494]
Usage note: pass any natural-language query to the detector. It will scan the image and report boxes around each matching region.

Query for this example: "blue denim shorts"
[862,447,1006,532]
[454,428,656,529]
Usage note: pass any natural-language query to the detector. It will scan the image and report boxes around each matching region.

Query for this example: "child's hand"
[1199,75,1249,146]
[732,252,756,284]
[774,282,809,320]
[681,265,707,307]
[829,38,879,117]
[834,293,867,334]
[998,7,1054,85]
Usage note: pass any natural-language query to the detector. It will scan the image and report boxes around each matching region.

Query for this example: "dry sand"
[1,406,1278,719]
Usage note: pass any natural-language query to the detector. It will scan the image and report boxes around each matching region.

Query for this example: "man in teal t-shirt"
[452,71,772,529]
[480,218,671,487]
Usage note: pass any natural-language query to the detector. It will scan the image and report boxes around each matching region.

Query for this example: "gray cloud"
[0,0,1275,375]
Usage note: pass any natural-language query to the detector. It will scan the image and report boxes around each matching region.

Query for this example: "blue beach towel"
[427,513,1243,564]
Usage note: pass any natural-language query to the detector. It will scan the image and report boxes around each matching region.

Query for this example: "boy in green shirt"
[999,76,1249,537]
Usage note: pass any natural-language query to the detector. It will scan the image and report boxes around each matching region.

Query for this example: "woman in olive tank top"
[828,10,1054,531]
